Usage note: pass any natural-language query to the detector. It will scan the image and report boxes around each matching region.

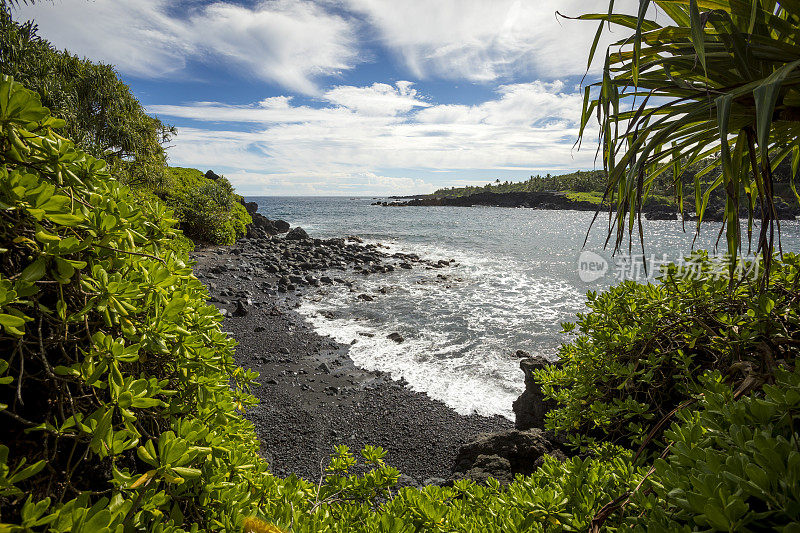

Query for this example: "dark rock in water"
[450,428,566,485]
[286,226,310,240]
[388,332,404,343]
[233,299,249,317]
[644,208,678,220]
[273,219,290,233]
[514,349,531,358]
[357,293,374,301]
[512,356,558,431]
[205,169,222,181]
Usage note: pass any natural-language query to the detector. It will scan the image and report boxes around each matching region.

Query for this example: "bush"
[153,167,251,245]
[0,73,268,530]
[536,252,800,451]
[629,367,800,531]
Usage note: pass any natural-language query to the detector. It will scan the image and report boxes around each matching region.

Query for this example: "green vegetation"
[1,0,800,531]
[0,6,249,247]
[431,170,607,197]
[0,72,652,533]
[537,252,799,451]
[0,6,173,187]
[150,167,251,246]
[2,70,799,532]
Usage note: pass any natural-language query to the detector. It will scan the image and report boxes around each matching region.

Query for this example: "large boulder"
[450,428,566,485]
[512,356,558,431]
[204,170,222,181]
[285,226,309,240]
[241,200,259,215]
[247,212,280,237]
[273,219,290,233]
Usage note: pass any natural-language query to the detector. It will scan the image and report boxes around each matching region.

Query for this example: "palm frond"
[576,0,800,283]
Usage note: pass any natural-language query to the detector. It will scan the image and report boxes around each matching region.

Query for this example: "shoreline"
[190,231,513,483]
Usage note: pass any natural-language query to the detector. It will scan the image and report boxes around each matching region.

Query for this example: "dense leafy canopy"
[154,168,251,246]
[0,6,174,188]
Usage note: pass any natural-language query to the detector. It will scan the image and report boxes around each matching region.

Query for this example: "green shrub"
[536,252,800,451]
[0,73,268,530]
[153,167,251,245]
[629,367,800,531]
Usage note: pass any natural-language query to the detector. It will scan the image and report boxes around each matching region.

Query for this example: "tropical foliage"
[153,167,251,246]
[0,6,174,187]
[431,171,607,197]
[1,61,799,532]
[536,251,800,452]
[1,7,250,247]
[576,0,800,272]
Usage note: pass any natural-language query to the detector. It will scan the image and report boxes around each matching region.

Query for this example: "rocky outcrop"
[447,355,566,484]
[205,170,222,181]
[239,199,291,238]
[286,226,310,240]
[377,191,600,210]
[512,356,558,431]
[644,208,679,220]
[273,219,290,233]
[450,428,566,485]
[379,189,800,222]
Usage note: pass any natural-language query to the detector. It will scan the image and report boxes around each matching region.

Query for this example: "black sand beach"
[190,232,512,483]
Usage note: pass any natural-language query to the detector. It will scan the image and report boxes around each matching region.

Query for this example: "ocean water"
[249,196,800,419]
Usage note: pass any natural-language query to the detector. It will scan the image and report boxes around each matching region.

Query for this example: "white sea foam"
[296,237,583,419]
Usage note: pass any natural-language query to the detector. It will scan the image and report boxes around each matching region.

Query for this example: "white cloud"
[15,0,359,94]
[149,81,426,122]
[323,82,429,116]
[343,0,639,81]
[153,80,599,194]
[224,170,437,196]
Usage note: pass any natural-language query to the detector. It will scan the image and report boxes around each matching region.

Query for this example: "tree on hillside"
[574,0,800,279]
[0,6,174,186]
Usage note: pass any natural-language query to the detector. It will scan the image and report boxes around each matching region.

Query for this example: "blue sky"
[14,0,635,195]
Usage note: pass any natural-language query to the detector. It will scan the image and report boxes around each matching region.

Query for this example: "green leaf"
[0,313,25,328]
[754,59,800,152]
[689,0,707,75]
[19,257,46,283]
[162,297,186,321]
[45,213,84,226]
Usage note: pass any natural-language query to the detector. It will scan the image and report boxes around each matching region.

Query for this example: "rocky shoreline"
[190,223,534,484]
[374,190,800,222]
[189,198,569,485]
